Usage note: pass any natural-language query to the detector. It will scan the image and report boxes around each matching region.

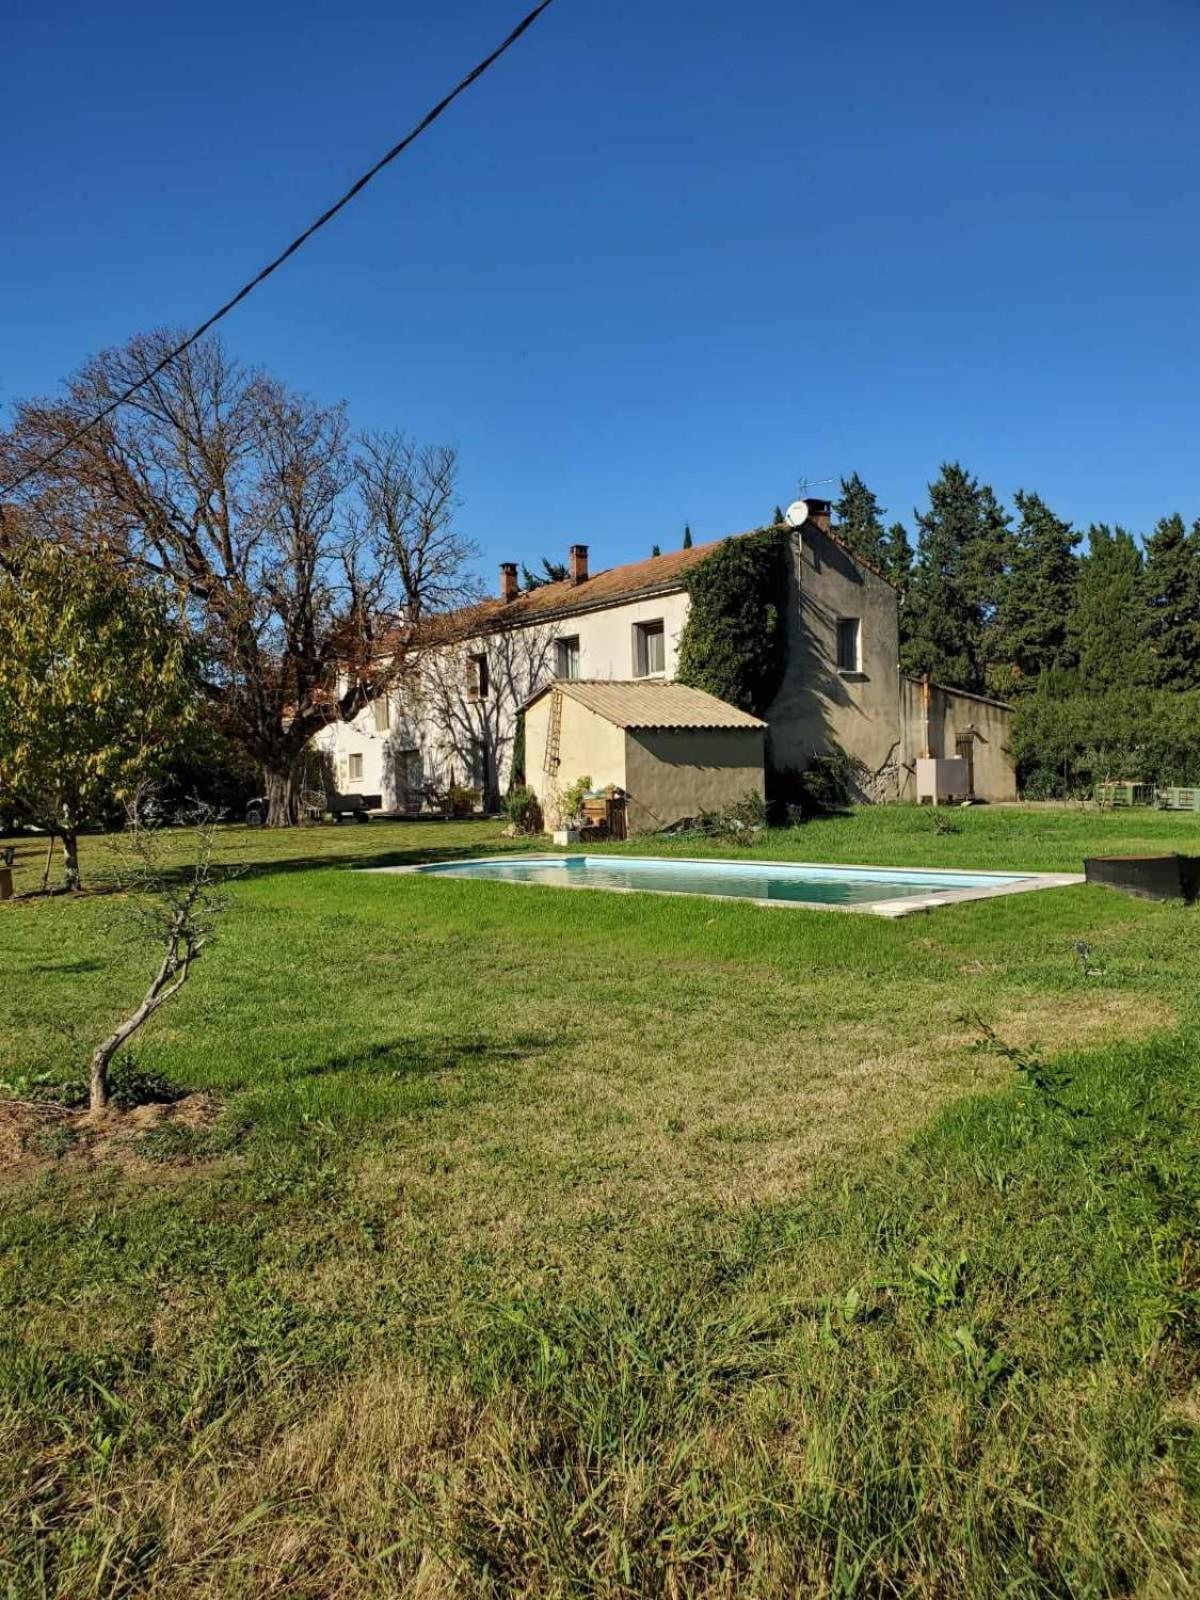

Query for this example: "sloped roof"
[403,519,895,652]
[414,537,727,646]
[522,679,767,731]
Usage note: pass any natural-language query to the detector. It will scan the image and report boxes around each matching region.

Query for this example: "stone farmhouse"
[313,501,1016,827]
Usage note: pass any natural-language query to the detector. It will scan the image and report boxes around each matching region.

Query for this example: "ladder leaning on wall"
[543,687,563,774]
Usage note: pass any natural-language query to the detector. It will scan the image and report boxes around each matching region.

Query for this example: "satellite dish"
[784,499,809,528]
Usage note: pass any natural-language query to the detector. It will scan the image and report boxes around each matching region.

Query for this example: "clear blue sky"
[4,0,1198,577]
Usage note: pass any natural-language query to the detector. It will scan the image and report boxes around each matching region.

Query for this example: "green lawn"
[2,808,1199,1597]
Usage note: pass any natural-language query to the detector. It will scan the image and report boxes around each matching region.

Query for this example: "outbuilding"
[522,679,766,835]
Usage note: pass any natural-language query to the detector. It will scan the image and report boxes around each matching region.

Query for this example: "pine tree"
[520,557,569,590]
[833,472,888,568]
[772,506,785,526]
[900,463,1012,692]
[651,543,661,558]
[1141,513,1200,688]
[987,491,1078,691]
[683,524,693,550]
[1067,525,1150,691]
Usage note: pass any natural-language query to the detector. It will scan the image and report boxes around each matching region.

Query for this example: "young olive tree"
[3,333,474,825]
[0,538,194,890]
[91,792,231,1111]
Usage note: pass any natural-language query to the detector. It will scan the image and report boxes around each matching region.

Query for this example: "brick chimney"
[806,498,832,534]
[569,543,589,585]
[499,561,519,602]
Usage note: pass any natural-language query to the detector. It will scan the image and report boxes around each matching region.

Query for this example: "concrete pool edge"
[362,854,1085,918]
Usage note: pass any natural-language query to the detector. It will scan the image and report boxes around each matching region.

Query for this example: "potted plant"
[553,775,592,846]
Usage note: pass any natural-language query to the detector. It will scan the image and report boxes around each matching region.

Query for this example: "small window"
[633,620,666,677]
[836,617,861,673]
[348,753,364,783]
[467,652,489,699]
[372,697,392,733]
[556,635,581,679]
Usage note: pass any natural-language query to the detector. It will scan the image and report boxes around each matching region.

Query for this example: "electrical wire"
[1,0,557,495]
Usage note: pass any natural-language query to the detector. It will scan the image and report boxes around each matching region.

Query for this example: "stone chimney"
[806,498,832,534]
[499,562,519,602]
[569,543,589,585]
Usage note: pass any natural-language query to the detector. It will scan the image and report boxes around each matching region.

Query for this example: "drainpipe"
[922,675,932,761]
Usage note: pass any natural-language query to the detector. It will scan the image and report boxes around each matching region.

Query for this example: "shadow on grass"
[292,1032,559,1083]
[236,839,515,883]
[26,958,106,975]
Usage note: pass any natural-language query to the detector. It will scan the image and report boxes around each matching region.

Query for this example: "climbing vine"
[675,528,789,716]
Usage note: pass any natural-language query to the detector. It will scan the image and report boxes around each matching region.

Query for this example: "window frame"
[347,752,365,783]
[467,651,490,700]
[633,619,666,678]
[836,617,862,674]
[555,634,581,680]
[372,696,392,734]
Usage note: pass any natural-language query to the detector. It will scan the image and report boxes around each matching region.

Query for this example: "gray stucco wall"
[764,527,903,779]
[623,728,765,834]
[898,678,1017,802]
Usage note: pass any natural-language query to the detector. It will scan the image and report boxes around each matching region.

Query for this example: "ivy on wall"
[675,528,789,716]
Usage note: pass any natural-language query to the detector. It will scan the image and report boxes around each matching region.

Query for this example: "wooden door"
[955,735,975,798]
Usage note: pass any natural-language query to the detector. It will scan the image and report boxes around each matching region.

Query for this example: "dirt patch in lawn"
[0,1092,222,1184]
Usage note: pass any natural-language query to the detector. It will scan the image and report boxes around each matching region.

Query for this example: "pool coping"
[363,853,1085,918]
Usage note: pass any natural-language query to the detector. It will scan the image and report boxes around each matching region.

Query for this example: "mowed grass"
[1,808,1199,1597]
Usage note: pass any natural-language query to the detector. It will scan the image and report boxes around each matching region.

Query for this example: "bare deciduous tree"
[356,431,480,618]
[2,333,473,825]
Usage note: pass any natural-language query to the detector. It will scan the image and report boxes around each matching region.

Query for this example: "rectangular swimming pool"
[376,854,1082,916]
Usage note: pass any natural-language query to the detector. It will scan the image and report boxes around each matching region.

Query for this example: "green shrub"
[768,748,866,818]
[446,784,479,817]
[557,775,593,827]
[503,784,543,835]
[1012,684,1200,796]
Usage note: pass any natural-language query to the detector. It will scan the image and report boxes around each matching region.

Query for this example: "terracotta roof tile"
[408,520,895,649]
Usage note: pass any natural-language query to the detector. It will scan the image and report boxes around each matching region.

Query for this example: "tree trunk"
[61,830,81,893]
[90,1044,112,1112]
[263,762,300,827]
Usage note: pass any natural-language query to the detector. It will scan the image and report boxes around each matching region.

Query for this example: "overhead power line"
[2,0,557,495]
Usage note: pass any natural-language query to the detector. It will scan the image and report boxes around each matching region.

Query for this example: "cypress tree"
[651,543,661,558]
[683,524,693,550]
[772,505,785,526]
[988,491,1078,691]
[900,463,1012,692]
[882,521,913,592]
[1141,513,1200,688]
[833,472,888,568]
[1067,525,1150,691]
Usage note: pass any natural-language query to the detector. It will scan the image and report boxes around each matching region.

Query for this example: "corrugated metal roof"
[528,679,767,731]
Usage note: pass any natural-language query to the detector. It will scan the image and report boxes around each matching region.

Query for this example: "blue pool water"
[414,854,1029,908]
